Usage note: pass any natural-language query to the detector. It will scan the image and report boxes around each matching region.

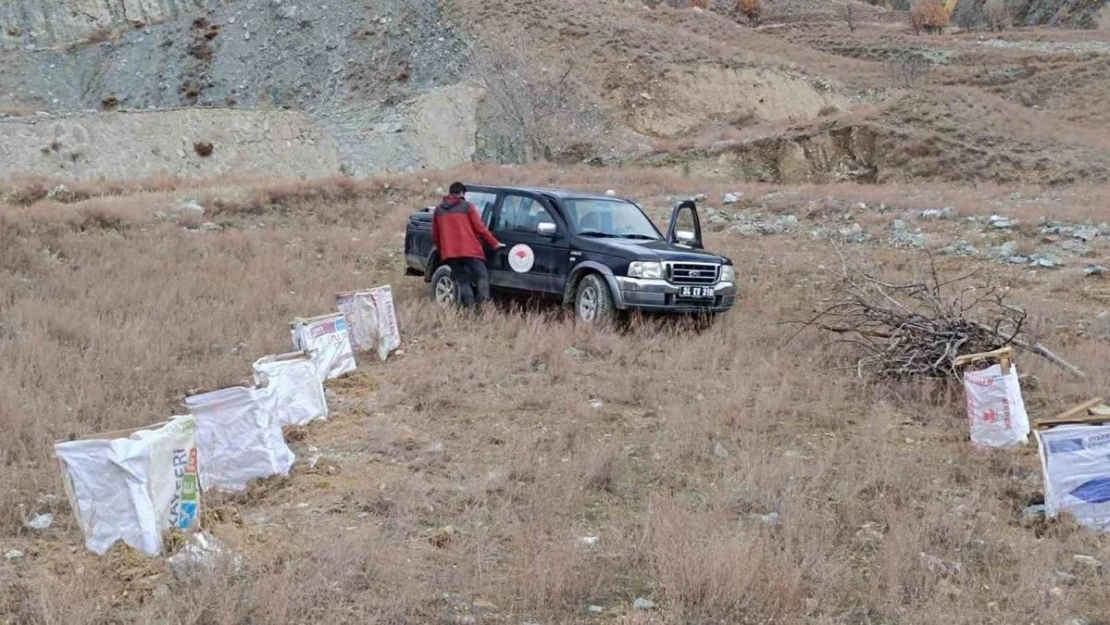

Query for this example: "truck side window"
[464,191,498,227]
[496,195,553,233]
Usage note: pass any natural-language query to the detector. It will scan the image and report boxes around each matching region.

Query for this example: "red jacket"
[431,195,501,261]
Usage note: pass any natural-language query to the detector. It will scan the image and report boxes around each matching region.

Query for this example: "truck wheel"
[430,265,457,306]
[575,274,614,324]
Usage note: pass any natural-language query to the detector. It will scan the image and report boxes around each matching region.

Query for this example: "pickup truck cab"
[404,184,737,323]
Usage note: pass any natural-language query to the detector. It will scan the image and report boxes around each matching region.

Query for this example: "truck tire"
[575,274,615,324]
[429,265,457,306]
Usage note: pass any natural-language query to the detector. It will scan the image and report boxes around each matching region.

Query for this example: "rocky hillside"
[1,0,220,49]
[2,0,1110,182]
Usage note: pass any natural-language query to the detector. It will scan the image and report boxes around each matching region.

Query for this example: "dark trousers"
[447,258,490,309]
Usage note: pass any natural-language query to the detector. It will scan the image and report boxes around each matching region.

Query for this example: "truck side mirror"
[537,222,557,237]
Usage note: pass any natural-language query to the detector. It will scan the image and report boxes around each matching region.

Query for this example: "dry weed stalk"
[799,251,1029,381]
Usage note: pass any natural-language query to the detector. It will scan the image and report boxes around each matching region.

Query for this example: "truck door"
[666,200,704,249]
[488,193,569,294]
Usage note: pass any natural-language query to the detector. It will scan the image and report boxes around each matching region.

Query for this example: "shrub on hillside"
[690,0,710,9]
[737,0,762,25]
[469,31,601,164]
[984,0,1011,31]
[910,0,949,34]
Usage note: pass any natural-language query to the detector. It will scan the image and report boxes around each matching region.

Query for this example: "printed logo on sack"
[508,244,535,273]
[1049,438,1087,454]
[1070,478,1110,504]
[964,374,996,387]
[170,447,200,530]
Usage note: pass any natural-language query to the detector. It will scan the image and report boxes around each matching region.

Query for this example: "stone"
[855,523,884,545]
[835,223,869,243]
[778,214,799,228]
[891,219,907,231]
[1060,240,1093,256]
[605,189,616,197]
[1073,554,1101,569]
[563,347,586,360]
[25,513,53,530]
[471,599,499,612]
[994,241,1018,258]
[1030,254,1061,269]
[713,441,730,459]
[758,221,786,235]
[1085,265,1109,277]
[276,5,298,19]
[749,512,780,526]
[989,215,1016,229]
[1022,504,1046,522]
[941,240,979,256]
[889,227,927,249]
[589,399,603,409]
[198,221,221,232]
[587,605,605,614]
[919,552,962,577]
[177,199,205,214]
[3,549,24,560]
[921,207,956,220]
[722,192,742,204]
[633,597,656,610]
[1074,227,1099,242]
[729,223,761,237]
[578,535,600,547]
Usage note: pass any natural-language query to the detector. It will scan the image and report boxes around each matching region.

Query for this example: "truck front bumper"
[613,277,737,313]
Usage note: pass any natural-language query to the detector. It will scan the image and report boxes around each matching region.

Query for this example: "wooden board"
[954,346,1013,375]
[1034,397,1108,429]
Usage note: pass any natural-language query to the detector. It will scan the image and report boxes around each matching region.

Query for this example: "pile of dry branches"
[798,253,1082,381]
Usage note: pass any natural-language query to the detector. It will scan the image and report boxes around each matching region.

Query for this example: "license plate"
[678,286,714,299]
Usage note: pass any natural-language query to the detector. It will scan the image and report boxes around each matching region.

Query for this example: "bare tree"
[467,31,598,163]
[984,0,1011,31]
[844,2,857,32]
[887,53,931,89]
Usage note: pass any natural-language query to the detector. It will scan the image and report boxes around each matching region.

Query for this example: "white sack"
[1037,423,1110,532]
[55,438,160,555]
[186,385,295,493]
[252,351,328,426]
[963,363,1030,448]
[290,313,357,381]
[128,416,200,533]
[336,285,401,361]
[54,416,200,556]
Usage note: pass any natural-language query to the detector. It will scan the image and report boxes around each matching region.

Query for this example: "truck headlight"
[628,261,663,279]
[720,265,736,283]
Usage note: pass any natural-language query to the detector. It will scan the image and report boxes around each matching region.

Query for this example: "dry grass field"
[2,166,1109,624]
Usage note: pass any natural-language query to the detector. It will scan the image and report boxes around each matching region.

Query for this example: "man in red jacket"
[431,182,503,310]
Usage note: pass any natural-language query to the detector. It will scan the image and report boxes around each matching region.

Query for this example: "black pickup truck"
[403,184,737,323]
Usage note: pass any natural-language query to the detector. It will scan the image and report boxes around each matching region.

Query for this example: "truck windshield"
[563,199,661,240]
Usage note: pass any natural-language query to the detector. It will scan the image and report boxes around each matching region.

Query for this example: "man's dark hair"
[449,181,467,196]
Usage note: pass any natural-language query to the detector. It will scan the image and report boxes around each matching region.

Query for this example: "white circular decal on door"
[508,244,535,273]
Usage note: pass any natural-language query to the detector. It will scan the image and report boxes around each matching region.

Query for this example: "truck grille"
[666,262,720,285]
